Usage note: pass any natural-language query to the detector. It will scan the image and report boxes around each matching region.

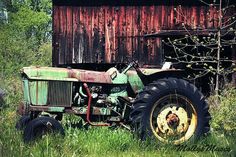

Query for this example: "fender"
[136,69,186,86]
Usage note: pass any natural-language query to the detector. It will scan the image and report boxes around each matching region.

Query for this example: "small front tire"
[16,115,31,130]
[23,116,65,143]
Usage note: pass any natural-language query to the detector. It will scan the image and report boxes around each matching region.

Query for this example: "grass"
[0,108,235,157]
[0,77,236,157]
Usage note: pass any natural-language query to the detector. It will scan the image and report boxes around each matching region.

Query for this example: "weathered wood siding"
[52,1,221,66]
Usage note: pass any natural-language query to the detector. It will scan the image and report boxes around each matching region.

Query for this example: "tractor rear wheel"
[130,77,211,144]
[23,116,64,143]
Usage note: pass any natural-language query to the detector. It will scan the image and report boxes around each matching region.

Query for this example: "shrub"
[209,85,236,134]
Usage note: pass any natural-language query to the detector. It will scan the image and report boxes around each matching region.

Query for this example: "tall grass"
[0,109,235,157]
[0,77,236,157]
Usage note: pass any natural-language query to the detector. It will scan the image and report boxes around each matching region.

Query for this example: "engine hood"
[21,66,113,83]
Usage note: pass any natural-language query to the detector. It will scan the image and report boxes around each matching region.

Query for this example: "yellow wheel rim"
[150,94,197,145]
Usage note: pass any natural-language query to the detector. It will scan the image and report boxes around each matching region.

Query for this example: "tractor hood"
[21,66,113,83]
[21,66,181,84]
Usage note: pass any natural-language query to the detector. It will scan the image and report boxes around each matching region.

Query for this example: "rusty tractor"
[16,61,211,144]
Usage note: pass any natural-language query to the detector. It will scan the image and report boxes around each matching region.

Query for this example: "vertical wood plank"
[72,7,79,63]
[132,6,138,61]
[113,7,119,62]
[80,7,86,63]
[98,7,105,63]
[161,5,165,29]
[52,5,60,66]
[87,7,92,62]
[192,6,197,29]
[126,7,132,61]
[92,7,100,63]
[200,6,205,28]
[170,6,174,29]
[136,6,142,61]
[117,6,126,62]
[150,6,155,64]
[104,7,110,62]
[59,6,67,64]
[66,6,73,64]
[110,7,116,62]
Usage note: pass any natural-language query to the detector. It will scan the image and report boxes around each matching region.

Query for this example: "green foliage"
[0,0,51,78]
[209,86,236,134]
[0,0,52,110]
[3,0,52,13]
[0,77,22,110]
[10,7,51,43]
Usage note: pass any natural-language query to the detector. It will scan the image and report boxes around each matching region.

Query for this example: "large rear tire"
[130,77,211,144]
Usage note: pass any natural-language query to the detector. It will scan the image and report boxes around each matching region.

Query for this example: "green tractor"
[16,61,211,144]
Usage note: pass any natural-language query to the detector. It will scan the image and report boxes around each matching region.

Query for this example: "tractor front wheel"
[130,77,211,144]
[16,115,31,130]
[23,116,65,143]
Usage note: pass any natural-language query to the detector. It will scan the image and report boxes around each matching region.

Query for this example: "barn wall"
[52,2,220,66]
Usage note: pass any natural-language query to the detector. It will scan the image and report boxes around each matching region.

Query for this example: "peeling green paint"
[22,67,77,81]
[29,81,48,105]
[22,79,31,104]
[107,68,129,102]
[127,72,144,93]
[48,107,65,112]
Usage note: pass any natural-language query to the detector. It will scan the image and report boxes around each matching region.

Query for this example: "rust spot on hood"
[68,69,112,83]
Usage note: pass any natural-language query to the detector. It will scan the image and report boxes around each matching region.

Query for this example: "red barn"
[52,0,235,69]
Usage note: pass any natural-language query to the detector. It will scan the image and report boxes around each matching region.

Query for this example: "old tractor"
[16,61,211,144]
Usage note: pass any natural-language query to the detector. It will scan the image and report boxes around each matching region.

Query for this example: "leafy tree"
[0,0,52,78]
[0,0,52,108]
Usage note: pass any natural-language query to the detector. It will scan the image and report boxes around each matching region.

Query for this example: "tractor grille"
[47,81,72,107]
[28,80,72,107]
